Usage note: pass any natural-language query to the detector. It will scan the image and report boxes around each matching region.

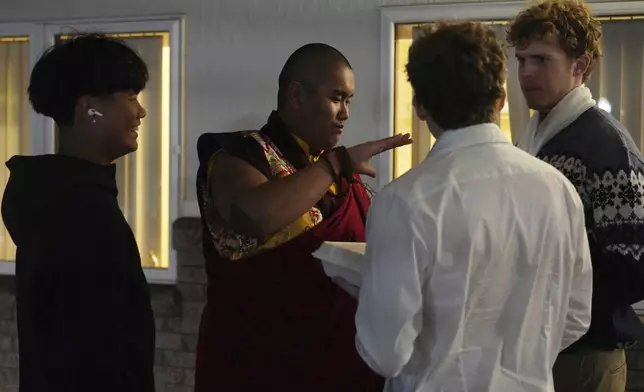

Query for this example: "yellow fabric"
[206,133,336,253]
[291,134,337,195]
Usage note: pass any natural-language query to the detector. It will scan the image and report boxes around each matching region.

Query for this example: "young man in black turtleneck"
[1,33,155,392]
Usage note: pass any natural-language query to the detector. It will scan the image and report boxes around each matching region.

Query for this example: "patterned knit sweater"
[537,106,644,349]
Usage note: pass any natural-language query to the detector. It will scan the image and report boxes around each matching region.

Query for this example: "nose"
[338,101,349,121]
[138,103,147,120]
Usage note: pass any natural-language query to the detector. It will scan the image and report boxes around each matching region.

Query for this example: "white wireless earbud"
[87,108,103,117]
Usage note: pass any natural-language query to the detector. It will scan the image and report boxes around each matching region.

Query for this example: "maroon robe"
[194,131,383,392]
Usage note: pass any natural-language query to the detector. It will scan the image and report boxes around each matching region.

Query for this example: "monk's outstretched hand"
[347,133,412,177]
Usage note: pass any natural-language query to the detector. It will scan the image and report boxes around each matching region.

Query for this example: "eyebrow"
[333,89,354,98]
[515,53,550,58]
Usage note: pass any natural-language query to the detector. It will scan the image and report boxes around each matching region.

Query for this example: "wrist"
[333,146,355,181]
[327,151,342,174]
[320,152,341,180]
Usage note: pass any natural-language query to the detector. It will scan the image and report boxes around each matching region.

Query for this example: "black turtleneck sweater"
[1,154,155,392]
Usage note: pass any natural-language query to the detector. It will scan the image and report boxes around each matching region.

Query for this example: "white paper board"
[313,241,367,287]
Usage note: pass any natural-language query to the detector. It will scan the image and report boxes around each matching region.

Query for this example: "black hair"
[277,43,352,109]
[28,32,149,126]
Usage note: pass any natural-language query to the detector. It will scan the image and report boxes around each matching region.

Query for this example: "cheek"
[551,62,573,78]
[528,65,553,88]
[314,101,336,122]
[329,102,344,118]
[108,108,136,131]
[545,68,568,91]
[128,105,140,119]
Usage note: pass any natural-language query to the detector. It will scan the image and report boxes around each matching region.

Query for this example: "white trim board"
[378,1,644,313]
[0,261,14,276]
[181,200,201,218]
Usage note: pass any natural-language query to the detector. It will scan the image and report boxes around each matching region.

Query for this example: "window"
[381,1,644,311]
[386,5,644,180]
[0,18,184,283]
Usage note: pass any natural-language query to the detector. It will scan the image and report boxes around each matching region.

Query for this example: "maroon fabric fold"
[195,178,383,392]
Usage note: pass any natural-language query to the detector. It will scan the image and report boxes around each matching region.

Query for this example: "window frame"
[0,16,185,284]
[379,0,644,313]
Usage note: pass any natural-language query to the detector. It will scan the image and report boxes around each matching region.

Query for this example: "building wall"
[2,0,644,390]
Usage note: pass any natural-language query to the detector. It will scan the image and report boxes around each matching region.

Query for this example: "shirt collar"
[292,134,323,161]
[429,123,510,158]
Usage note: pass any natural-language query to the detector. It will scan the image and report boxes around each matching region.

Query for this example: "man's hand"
[347,133,412,177]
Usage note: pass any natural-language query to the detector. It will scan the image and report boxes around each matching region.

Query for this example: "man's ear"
[287,81,308,110]
[573,53,591,78]
[497,89,507,112]
[76,95,102,124]
[413,95,429,121]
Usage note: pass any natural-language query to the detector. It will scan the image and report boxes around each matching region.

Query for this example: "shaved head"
[275,43,355,152]
[277,43,352,109]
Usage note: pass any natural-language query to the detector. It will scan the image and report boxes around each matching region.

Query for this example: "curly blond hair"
[506,0,602,81]
[406,20,507,130]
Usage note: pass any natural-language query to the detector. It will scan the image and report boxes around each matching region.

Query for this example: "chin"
[528,102,553,112]
[524,98,541,110]
[315,140,336,152]
[328,135,341,149]
[123,141,138,155]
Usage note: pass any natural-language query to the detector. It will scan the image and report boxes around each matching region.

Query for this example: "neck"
[276,109,314,150]
[57,128,111,166]
[429,128,444,139]
[277,110,300,136]
[429,113,499,137]
[263,110,312,170]
[426,117,444,139]
[539,83,585,120]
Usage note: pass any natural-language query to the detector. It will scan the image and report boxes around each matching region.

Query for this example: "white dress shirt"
[355,123,593,392]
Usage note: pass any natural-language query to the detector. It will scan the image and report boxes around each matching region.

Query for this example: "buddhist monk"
[194,43,411,391]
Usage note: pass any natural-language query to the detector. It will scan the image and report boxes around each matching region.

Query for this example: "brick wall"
[0,276,18,392]
[150,218,206,392]
[2,217,644,391]
[629,343,644,391]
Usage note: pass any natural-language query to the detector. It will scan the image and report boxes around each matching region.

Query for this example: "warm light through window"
[0,36,30,262]
[393,30,415,179]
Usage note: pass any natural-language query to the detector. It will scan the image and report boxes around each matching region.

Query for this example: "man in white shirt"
[354,20,593,392]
